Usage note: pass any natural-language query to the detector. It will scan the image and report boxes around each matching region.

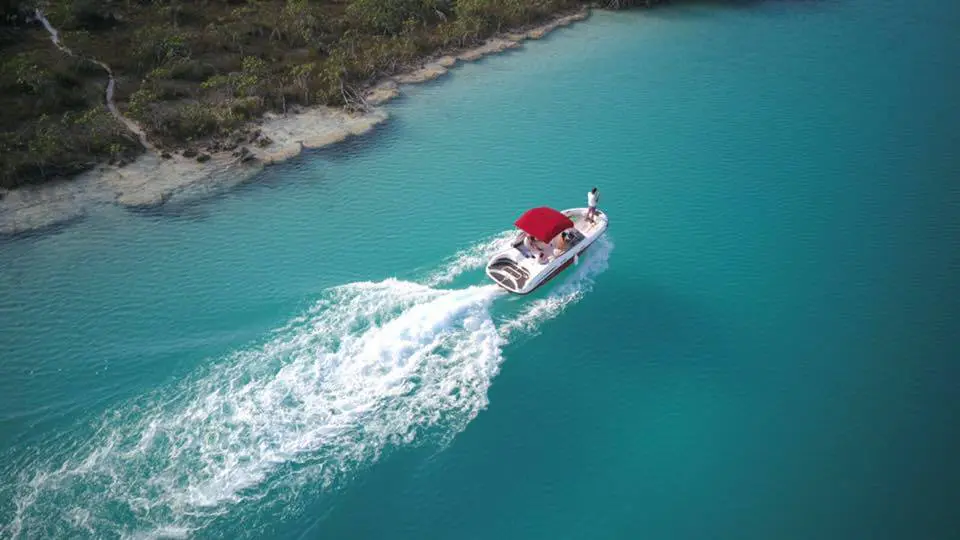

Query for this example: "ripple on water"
[0,232,614,538]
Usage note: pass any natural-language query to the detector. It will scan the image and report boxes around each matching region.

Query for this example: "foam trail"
[423,230,517,286]
[1,234,612,539]
[499,234,614,340]
[2,280,506,538]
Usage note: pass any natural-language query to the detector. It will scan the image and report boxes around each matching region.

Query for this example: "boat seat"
[522,235,550,261]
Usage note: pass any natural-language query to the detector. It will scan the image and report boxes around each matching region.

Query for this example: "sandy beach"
[0,8,590,236]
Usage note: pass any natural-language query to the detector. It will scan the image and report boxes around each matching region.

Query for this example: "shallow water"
[2,0,959,538]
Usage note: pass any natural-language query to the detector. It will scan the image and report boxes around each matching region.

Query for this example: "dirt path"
[34,9,154,152]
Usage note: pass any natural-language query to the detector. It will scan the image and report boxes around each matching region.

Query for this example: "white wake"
[423,229,517,286]
[1,233,613,539]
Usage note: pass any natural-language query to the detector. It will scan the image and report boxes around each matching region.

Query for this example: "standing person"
[586,187,600,223]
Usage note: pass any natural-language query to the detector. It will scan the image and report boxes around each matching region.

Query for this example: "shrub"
[346,0,445,35]
[169,59,215,82]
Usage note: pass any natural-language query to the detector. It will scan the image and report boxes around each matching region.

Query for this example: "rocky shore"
[0,9,590,236]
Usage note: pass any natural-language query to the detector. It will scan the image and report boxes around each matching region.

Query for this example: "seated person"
[554,231,570,254]
[523,234,550,263]
[523,233,537,255]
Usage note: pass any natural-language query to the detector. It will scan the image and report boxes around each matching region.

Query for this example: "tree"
[453,0,527,33]
[346,0,444,35]
[289,62,315,104]
[272,0,318,47]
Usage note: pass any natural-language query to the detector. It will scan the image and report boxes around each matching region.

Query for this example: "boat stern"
[485,255,531,294]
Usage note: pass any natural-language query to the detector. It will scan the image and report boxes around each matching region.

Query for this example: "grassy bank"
[1,0,661,191]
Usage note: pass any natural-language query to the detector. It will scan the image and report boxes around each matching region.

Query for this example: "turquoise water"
[3,0,960,538]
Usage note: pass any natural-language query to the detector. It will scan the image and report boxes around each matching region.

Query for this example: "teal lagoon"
[2,0,959,538]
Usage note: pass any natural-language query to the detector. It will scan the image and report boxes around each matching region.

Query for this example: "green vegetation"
[1,0,660,190]
[1,1,142,188]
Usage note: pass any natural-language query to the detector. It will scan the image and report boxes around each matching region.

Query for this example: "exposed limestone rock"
[365,80,400,106]
[458,39,521,62]
[393,63,448,84]
[1,7,592,235]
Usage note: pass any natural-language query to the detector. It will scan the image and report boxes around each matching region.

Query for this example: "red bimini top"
[514,207,574,243]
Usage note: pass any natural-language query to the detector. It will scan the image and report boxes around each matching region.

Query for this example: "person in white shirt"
[586,187,599,223]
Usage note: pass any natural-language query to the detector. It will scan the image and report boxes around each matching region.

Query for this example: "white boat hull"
[485,207,608,295]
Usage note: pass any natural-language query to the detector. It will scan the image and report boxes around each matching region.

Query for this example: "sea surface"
[2,0,959,538]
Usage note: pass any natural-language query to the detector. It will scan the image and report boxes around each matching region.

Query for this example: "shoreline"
[0,8,592,237]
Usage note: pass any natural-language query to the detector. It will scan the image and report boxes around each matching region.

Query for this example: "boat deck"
[568,211,605,236]
[485,206,607,294]
[486,259,530,291]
